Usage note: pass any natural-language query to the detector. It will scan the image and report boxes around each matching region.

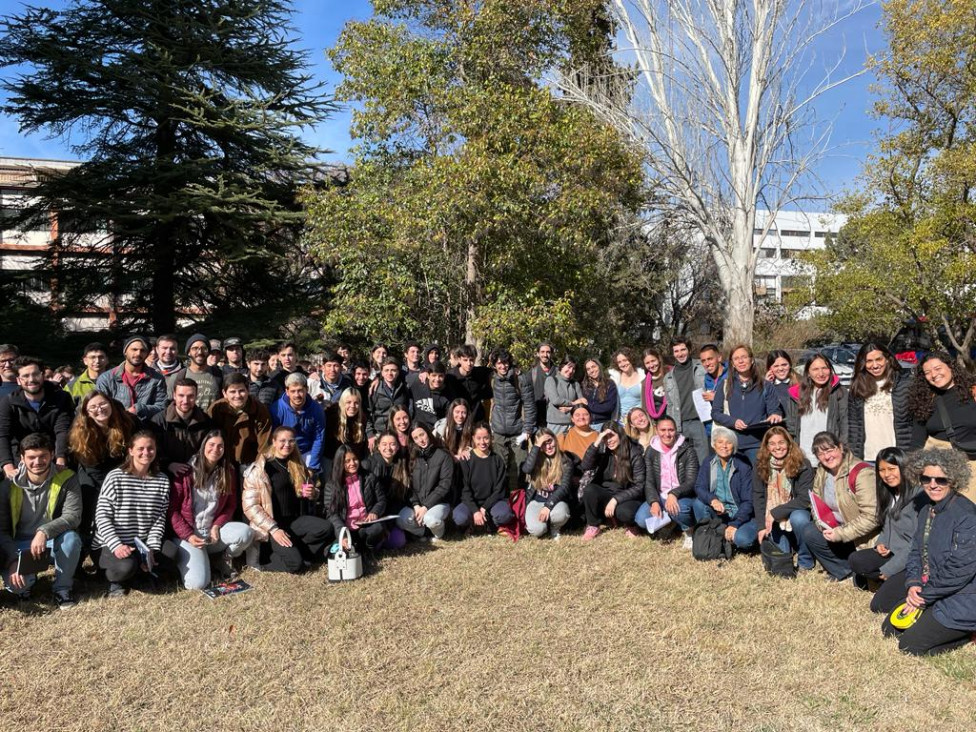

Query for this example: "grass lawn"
[2,530,976,731]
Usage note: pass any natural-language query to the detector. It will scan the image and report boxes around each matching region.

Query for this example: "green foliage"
[304,0,647,359]
[0,0,335,333]
[807,0,976,364]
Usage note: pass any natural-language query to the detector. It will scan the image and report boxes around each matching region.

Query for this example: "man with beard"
[208,373,272,466]
[166,333,223,411]
[0,357,75,479]
[151,378,213,469]
[96,335,168,420]
[529,342,556,429]
[152,334,183,377]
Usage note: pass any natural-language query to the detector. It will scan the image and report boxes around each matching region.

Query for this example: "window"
[779,229,811,238]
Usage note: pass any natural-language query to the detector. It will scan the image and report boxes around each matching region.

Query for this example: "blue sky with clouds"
[0,0,887,197]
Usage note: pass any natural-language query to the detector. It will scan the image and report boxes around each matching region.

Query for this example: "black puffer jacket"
[643,438,700,504]
[489,371,536,436]
[408,445,455,508]
[580,440,646,503]
[847,368,915,459]
[367,380,409,437]
[324,470,387,536]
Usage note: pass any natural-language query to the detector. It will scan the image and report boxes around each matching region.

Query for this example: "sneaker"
[245,545,262,570]
[624,527,642,540]
[212,551,238,581]
[582,526,601,542]
[550,528,562,542]
[53,591,77,610]
[681,531,694,550]
[430,535,443,544]
[106,582,127,599]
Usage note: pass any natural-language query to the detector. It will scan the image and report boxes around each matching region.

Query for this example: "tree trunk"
[464,236,484,360]
[151,118,178,334]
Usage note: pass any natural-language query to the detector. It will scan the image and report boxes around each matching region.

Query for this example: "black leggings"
[848,548,889,581]
[875,570,973,655]
[582,483,640,527]
[262,516,335,573]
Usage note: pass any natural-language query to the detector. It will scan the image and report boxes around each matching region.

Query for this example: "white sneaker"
[550,529,561,542]
[681,532,694,550]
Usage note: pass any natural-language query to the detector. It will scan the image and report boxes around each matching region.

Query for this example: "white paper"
[644,512,672,535]
[692,388,713,423]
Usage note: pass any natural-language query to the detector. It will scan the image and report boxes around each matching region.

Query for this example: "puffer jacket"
[490,370,536,436]
[367,380,409,437]
[544,373,583,428]
[644,436,700,504]
[783,375,849,445]
[810,453,879,547]
[408,446,454,509]
[580,440,646,503]
[324,470,387,537]
[847,368,915,459]
[241,455,319,541]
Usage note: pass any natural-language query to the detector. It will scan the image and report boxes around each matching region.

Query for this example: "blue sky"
[0,0,887,197]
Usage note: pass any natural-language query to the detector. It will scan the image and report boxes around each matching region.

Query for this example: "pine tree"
[1,0,335,333]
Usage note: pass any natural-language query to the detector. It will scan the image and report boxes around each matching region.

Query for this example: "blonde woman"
[242,426,334,573]
[520,428,573,539]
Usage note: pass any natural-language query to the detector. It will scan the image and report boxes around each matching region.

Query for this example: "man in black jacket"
[489,349,536,492]
[0,357,74,479]
[150,378,213,471]
[246,349,281,406]
[446,344,491,421]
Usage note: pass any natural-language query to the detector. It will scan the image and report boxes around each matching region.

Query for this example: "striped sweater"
[93,468,171,551]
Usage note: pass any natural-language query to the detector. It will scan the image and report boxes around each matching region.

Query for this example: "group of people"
[1,335,975,657]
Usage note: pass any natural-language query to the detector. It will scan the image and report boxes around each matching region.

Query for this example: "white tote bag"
[328,527,363,582]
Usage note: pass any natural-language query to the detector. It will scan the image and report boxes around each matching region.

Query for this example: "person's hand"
[823,527,837,542]
[879,573,887,581]
[765,515,774,534]
[55,457,68,471]
[187,534,206,548]
[597,429,614,444]
[271,528,293,548]
[604,497,618,518]
[341,534,352,550]
[710,499,725,514]
[473,508,486,527]
[458,447,472,461]
[2,464,16,479]
[127,405,138,415]
[724,525,737,542]
[368,436,377,452]
[665,494,680,516]
[767,414,784,424]
[368,378,379,396]
[538,506,550,523]
[558,405,572,413]
[906,585,926,610]
[734,419,748,430]
[702,390,715,403]
[7,562,25,589]
[572,398,588,405]
[758,528,769,543]
[301,483,314,499]
[765,369,775,382]
[30,530,47,558]
[114,544,133,560]
[364,513,378,523]
[876,543,890,556]
[209,525,221,544]
[414,505,428,524]
[535,434,549,448]
[651,502,662,518]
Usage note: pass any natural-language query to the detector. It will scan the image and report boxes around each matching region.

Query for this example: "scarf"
[766,456,794,530]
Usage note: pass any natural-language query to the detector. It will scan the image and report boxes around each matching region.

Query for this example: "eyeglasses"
[814,446,841,457]
[920,474,950,487]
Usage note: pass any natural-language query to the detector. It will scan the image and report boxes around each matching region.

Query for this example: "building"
[753,209,847,305]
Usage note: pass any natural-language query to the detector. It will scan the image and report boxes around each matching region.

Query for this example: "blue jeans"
[2,530,82,595]
[691,499,758,549]
[802,519,856,579]
[635,497,696,532]
[773,509,814,570]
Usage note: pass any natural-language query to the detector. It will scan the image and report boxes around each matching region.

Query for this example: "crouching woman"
[692,426,757,550]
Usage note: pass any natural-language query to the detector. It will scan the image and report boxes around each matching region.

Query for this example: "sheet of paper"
[692,388,713,423]
[644,512,672,535]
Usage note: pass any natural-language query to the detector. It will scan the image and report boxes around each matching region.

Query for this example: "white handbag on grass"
[327,527,363,582]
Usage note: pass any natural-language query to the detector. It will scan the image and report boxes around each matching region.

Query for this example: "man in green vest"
[0,432,82,608]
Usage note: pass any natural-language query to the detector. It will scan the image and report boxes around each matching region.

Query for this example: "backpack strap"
[847,461,870,494]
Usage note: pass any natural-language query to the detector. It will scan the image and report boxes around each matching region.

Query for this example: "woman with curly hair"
[68,391,137,545]
[751,426,816,570]
[874,449,976,656]
[908,351,976,498]
[847,343,914,459]
[582,358,618,430]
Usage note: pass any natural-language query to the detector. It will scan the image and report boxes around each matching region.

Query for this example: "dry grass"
[3,531,976,731]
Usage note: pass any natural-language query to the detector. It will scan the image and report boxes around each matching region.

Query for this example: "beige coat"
[811,452,880,548]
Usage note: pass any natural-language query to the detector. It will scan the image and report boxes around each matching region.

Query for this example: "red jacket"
[168,466,238,540]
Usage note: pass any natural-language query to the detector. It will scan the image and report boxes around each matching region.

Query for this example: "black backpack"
[760,536,797,579]
[692,517,733,561]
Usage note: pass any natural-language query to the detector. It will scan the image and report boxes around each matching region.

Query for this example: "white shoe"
[681,532,694,550]
[550,529,561,542]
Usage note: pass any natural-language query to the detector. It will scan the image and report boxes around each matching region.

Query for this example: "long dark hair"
[583,358,610,402]
[329,444,365,518]
[607,423,633,486]
[907,351,976,422]
[849,343,897,400]
[373,431,411,502]
[121,430,161,476]
[192,429,233,496]
[875,447,912,522]
[442,398,474,455]
[765,349,796,384]
[797,354,835,416]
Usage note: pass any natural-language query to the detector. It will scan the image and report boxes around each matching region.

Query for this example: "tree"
[0,0,335,333]
[556,0,868,346]
[804,0,976,368]
[304,0,646,363]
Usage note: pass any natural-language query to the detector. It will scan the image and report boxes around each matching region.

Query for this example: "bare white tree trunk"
[557,0,867,345]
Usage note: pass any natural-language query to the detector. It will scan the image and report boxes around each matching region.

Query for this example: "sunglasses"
[920,474,950,487]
